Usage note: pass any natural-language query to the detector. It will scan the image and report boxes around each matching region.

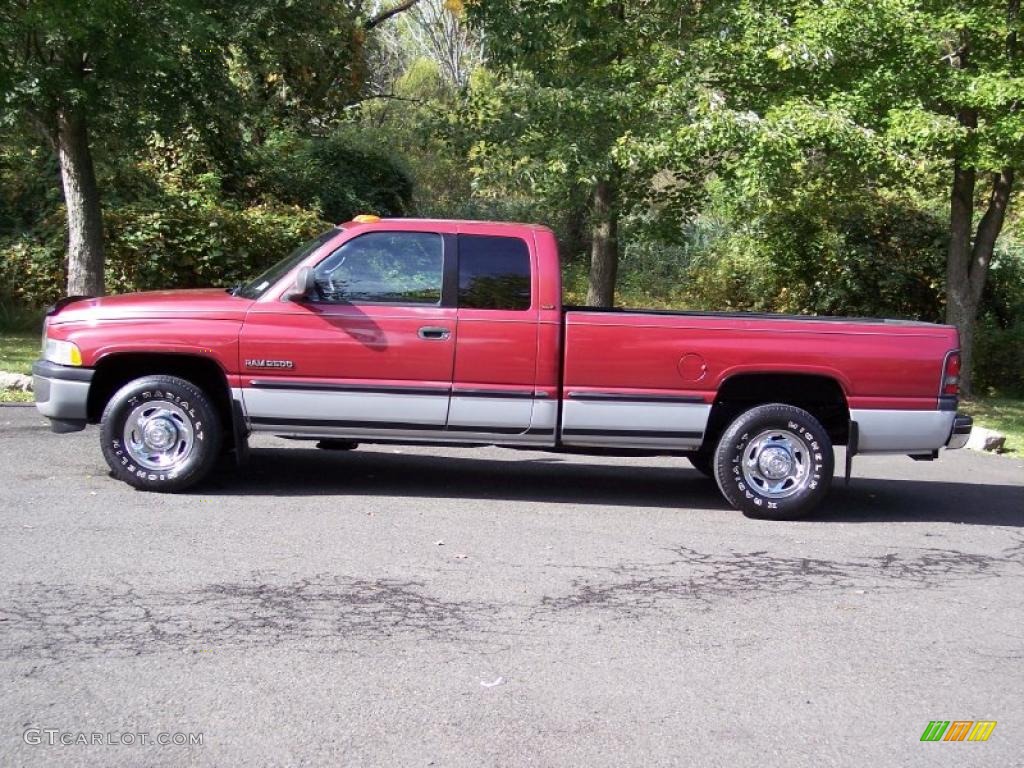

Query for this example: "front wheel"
[100,375,222,492]
[713,403,833,520]
[683,451,715,479]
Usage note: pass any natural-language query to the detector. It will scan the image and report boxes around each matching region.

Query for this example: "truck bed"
[558,306,958,452]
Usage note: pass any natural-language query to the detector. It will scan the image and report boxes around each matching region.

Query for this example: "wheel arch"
[702,372,851,452]
[87,353,235,447]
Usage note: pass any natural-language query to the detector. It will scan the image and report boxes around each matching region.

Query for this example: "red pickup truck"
[34,216,972,519]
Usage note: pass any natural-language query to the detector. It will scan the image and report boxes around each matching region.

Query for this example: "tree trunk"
[943,4,1019,395]
[57,105,105,297]
[585,178,618,307]
[945,157,975,388]
[561,183,591,260]
[945,163,1014,396]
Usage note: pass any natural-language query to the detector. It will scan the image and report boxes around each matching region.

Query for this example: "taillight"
[942,351,961,396]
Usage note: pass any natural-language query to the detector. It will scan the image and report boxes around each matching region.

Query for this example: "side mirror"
[287,267,316,301]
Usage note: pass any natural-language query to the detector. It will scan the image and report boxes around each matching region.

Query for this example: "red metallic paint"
[562,311,957,410]
[240,303,458,388]
[45,217,959,417]
[46,289,250,373]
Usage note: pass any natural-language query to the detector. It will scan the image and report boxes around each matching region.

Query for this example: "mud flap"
[845,420,858,486]
[231,398,250,466]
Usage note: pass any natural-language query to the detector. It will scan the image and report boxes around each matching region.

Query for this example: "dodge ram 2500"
[34,216,972,519]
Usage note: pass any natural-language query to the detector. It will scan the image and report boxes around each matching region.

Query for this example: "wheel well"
[87,354,234,446]
[702,373,850,451]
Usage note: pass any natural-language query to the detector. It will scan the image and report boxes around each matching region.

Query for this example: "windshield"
[235,228,339,299]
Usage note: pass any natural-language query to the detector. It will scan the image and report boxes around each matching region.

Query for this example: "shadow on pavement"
[204,447,728,510]
[820,477,1024,526]
[199,447,1024,526]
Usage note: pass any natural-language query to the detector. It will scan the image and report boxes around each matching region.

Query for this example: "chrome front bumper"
[33,360,93,433]
[946,413,973,450]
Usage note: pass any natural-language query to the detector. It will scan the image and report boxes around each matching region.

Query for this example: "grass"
[962,397,1024,455]
[0,332,38,375]
[0,389,34,403]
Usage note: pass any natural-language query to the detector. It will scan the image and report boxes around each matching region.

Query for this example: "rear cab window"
[457,234,532,311]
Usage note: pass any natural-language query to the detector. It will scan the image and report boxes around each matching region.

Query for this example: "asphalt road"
[1,404,1022,768]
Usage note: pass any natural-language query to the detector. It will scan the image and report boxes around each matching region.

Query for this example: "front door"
[238,229,456,437]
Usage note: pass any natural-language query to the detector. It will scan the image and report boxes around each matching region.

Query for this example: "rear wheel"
[713,403,833,520]
[100,375,222,492]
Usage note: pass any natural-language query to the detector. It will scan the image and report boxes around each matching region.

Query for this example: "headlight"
[44,338,83,366]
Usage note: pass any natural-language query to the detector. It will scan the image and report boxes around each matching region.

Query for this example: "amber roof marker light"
[352,214,381,223]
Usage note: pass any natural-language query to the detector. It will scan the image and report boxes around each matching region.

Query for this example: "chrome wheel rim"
[740,429,811,499]
[123,402,194,472]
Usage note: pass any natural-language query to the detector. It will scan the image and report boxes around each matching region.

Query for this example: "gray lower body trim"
[33,363,92,424]
[255,422,553,447]
[448,395,532,432]
[243,386,557,447]
[530,399,557,440]
[243,388,450,429]
[851,409,957,454]
[560,399,710,450]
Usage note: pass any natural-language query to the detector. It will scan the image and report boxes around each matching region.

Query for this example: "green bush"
[975,247,1024,394]
[0,129,63,234]
[104,199,327,293]
[975,316,1024,395]
[252,130,413,223]
[0,197,328,306]
[0,291,43,332]
[678,199,947,320]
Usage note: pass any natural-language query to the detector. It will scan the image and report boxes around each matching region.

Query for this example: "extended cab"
[34,217,972,519]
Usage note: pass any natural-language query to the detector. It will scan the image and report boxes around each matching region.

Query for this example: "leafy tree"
[465,1,707,306]
[639,0,1022,393]
[402,0,481,90]
[0,0,422,297]
[0,1,226,295]
[228,1,424,133]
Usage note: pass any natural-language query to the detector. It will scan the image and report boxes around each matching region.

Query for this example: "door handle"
[418,326,451,340]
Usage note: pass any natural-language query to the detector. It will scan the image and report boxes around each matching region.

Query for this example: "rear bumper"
[946,413,972,450]
[32,360,93,433]
[850,408,972,454]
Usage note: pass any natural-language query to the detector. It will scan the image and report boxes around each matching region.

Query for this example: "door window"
[313,232,443,305]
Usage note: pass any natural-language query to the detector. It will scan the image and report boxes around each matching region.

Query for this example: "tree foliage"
[464,0,716,305]
[1,0,1022,392]
[610,0,1023,392]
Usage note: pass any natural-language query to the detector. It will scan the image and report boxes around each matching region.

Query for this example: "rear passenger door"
[448,233,543,439]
